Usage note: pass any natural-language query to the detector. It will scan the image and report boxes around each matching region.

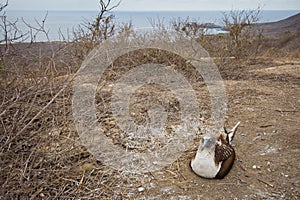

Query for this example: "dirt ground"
[117,57,299,199]
[82,52,300,199]
[1,41,299,199]
[79,46,299,200]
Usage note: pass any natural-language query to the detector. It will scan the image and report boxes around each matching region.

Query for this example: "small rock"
[252,165,261,170]
[267,168,271,172]
[233,99,240,104]
[247,107,254,112]
[138,187,145,192]
[206,119,214,126]
[281,173,289,178]
[109,120,116,126]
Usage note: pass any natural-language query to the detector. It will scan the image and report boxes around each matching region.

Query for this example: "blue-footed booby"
[190,122,240,179]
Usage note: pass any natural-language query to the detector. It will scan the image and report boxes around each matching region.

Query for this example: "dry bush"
[222,7,262,59]
[71,0,134,59]
[0,39,83,197]
[0,1,132,198]
[0,1,27,56]
[171,17,207,39]
[0,37,140,199]
[0,1,56,58]
[170,9,264,66]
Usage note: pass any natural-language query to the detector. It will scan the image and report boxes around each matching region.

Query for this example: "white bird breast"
[191,150,221,178]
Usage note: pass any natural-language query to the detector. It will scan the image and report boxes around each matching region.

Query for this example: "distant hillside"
[252,12,300,37]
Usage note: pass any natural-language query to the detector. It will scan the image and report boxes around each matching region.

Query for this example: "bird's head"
[195,122,240,156]
[199,136,215,151]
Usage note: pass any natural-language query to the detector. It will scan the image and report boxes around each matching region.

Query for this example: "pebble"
[153,161,159,165]
[138,187,145,192]
[247,107,255,112]
[233,99,240,104]
[252,165,261,170]
[109,120,116,126]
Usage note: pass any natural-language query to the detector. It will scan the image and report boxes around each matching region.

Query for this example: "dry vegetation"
[0,1,299,199]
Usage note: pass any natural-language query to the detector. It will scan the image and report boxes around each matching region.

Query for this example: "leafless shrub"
[0,0,7,11]
[0,1,55,59]
[0,1,139,198]
[22,12,51,43]
[0,2,83,198]
[0,40,82,198]
[147,16,169,31]
[0,1,27,55]
[171,17,209,40]
[72,0,121,58]
[114,21,134,44]
[222,7,262,58]
[170,17,235,67]
[169,8,264,62]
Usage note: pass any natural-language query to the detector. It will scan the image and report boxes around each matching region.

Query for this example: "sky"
[6,0,300,11]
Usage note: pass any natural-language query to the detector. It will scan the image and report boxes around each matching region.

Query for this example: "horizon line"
[7,9,300,12]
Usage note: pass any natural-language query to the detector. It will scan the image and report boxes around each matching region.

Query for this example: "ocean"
[4,10,300,42]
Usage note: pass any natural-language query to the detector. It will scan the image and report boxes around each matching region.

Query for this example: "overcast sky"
[6,0,300,11]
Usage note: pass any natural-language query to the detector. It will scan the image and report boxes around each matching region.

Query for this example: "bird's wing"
[215,143,234,163]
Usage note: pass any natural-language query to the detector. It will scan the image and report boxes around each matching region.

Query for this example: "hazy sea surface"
[5,10,300,41]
